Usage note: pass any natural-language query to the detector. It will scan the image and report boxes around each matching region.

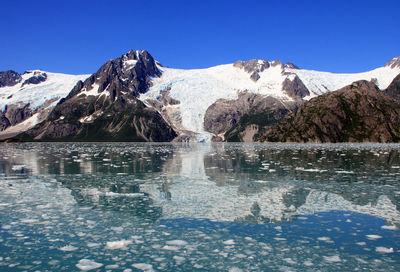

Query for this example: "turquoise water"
[0,143,399,271]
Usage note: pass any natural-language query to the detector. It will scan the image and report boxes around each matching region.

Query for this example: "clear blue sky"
[1,0,399,74]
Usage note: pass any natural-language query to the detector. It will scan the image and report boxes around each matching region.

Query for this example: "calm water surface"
[0,143,400,271]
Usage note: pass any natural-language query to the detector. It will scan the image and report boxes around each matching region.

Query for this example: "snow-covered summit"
[0,70,90,139]
[385,56,400,69]
[139,56,400,142]
[286,59,400,98]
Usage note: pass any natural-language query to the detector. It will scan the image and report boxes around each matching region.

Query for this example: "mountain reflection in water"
[1,143,400,271]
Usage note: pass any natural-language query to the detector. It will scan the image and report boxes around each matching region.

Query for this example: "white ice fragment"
[283,258,296,264]
[59,245,78,251]
[317,237,332,242]
[295,167,327,172]
[132,263,154,271]
[323,255,341,263]
[376,247,394,253]
[166,240,188,246]
[76,259,103,271]
[229,267,244,272]
[173,255,185,264]
[223,239,235,245]
[106,239,132,249]
[381,225,397,230]
[366,234,382,240]
[104,192,144,197]
[162,245,180,251]
[11,165,25,171]
[87,242,101,248]
[303,260,314,266]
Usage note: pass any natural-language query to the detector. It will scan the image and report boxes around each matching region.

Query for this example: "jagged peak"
[233,59,285,82]
[384,56,400,69]
[122,49,154,62]
[284,62,299,69]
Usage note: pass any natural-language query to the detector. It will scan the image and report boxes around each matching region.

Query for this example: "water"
[0,142,400,271]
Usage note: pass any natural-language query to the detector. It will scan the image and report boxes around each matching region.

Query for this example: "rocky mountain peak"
[0,70,22,87]
[384,56,400,69]
[21,71,47,87]
[284,62,299,69]
[234,59,282,82]
[66,50,161,100]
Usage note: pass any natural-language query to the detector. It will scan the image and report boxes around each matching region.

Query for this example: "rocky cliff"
[385,73,400,102]
[203,92,298,142]
[0,70,22,87]
[257,80,400,143]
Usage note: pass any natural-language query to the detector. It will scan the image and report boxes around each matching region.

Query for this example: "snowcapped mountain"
[0,70,89,139]
[16,50,176,142]
[139,55,400,142]
[1,50,400,142]
[288,58,400,97]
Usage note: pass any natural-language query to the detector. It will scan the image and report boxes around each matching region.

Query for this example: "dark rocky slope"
[385,73,400,102]
[257,80,400,143]
[17,50,177,142]
[0,70,22,87]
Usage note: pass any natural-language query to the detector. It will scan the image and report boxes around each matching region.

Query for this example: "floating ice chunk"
[87,242,101,248]
[317,237,332,243]
[59,245,78,251]
[283,258,296,264]
[229,268,243,272]
[376,247,394,253]
[335,170,354,174]
[132,263,154,271]
[323,255,341,263]
[166,240,188,246]
[105,264,119,269]
[381,225,397,230]
[111,226,124,232]
[76,259,103,271]
[303,260,314,266]
[223,239,235,245]
[106,239,132,249]
[366,234,382,240]
[162,245,180,251]
[295,167,327,172]
[11,165,25,171]
[105,192,144,197]
[173,256,185,264]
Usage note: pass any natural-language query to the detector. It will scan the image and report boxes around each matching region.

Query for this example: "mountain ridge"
[0,50,399,142]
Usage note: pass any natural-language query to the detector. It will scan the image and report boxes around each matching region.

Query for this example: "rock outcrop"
[257,80,400,143]
[385,73,400,102]
[282,74,310,99]
[204,91,298,142]
[21,71,47,86]
[0,70,21,87]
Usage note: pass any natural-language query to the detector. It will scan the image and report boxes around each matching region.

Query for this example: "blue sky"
[1,0,399,74]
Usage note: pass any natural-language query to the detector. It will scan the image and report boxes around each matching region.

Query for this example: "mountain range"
[1,50,399,142]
